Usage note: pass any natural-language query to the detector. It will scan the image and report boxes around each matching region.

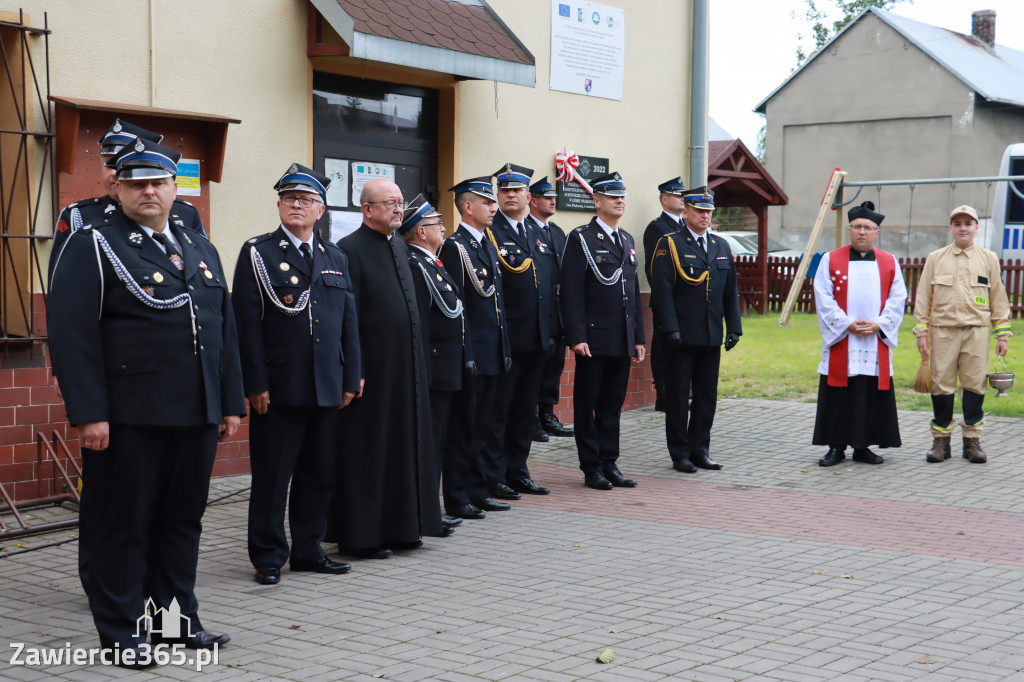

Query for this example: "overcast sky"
[710,1,1024,150]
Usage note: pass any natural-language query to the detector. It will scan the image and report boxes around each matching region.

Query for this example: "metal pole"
[689,0,709,188]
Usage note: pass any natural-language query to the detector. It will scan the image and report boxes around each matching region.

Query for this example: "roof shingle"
[333,0,533,66]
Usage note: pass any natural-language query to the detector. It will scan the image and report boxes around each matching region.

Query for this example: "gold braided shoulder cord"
[665,235,709,286]
[486,227,537,287]
[454,241,495,298]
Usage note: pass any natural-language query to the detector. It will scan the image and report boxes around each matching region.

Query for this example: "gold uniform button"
[280,262,290,271]
[290,275,299,284]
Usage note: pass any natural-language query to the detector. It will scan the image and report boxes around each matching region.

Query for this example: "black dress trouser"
[80,424,218,649]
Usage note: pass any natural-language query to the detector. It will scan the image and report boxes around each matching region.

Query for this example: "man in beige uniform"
[913,205,1011,464]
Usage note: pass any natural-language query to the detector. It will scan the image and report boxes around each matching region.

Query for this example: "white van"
[991,143,1024,258]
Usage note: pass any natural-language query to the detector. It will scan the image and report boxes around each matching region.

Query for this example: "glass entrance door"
[313,73,438,242]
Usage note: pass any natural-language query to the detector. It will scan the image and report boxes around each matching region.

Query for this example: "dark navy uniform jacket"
[47,210,245,427]
[488,212,555,354]
[527,215,567,341]
[643,212,683,289]
[560,218,645,358]
[50,195,206,286]
[408,245,472,392]
[439,225,511,377]
[650,229,742,347]
[231,226,361,407]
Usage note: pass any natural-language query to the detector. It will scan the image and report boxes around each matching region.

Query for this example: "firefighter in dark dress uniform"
[643,177,687,411]
[232,164,361,586]
[439,177,512,519]
[47,138,244,667]
[560,172,646,491]
[650,187,742,474]
[485,163,553,499]
[400,195,467,534]
[49,119,205,287]
[528,176,573,443]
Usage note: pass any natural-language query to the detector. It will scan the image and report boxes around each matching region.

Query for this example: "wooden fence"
[737,255,1024,318]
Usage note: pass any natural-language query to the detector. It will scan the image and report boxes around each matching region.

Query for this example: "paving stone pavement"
[3,398,1024,681]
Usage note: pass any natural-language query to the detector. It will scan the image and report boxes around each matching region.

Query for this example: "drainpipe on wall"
[150,0,157,105]
[689,0,709,188]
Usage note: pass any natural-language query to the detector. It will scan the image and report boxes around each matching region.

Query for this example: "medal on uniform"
[153,272,164,283]
[446,284,452,291]
[129,232,143,244]
[481,267,487,276]
[143,286,154,296]
[499,247,508,257]
[170,254,184,270]
[283,294,294,304]
[280,262,290,271]
[199,260,213,278]
[290,275,299,284]
[204,270,214,279]
[436,273,443,282]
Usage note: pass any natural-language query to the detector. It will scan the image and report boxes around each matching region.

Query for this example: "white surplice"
[813,249,908,378]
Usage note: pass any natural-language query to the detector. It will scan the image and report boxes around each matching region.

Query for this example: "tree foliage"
[795,0,911,65]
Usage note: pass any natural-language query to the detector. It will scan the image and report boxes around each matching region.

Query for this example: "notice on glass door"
[351,162,396,200]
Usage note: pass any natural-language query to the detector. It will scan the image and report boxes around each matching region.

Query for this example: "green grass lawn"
[719,312,1024,418]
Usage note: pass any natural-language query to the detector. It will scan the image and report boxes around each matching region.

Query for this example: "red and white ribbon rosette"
[554,147,594,197]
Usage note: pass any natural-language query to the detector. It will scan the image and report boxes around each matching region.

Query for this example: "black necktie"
[300,242,313,268]
[516,222,526,242]
[612,230,621,249]
[151,231,183,270]
[698,235,706,252]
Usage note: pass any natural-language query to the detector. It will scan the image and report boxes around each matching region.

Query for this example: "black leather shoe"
[392,540,423,550]
[691,453,723,470]
[672,458,698,473]
[436,525,455,537]
[489,482,522,500]
[584,471,613,490]
[152,629,230,650]
[604,468,637,487]
[441,515,463,527]
[532,423,550,443]
[852,448,884,465]
[290,556,351,574]
[350,546,393,560]
[474,497,511,511]
[541,413,574,437]
[818,448,846,467]
[446,503,486,520]
[254,566,281,585]
[510,478,550,495]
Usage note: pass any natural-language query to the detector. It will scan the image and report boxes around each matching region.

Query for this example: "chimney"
[972,9,996,48]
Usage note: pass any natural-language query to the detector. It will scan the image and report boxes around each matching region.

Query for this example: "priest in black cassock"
[812,201,907,467]
[327,178,442,559]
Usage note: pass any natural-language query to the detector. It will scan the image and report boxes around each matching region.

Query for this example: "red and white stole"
[826,247,896,390]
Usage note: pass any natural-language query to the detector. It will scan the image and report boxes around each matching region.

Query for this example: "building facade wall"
[2,0,693,494]
[457,0,693,275]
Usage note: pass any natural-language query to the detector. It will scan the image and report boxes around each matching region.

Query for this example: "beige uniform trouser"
[930,325,988,438]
